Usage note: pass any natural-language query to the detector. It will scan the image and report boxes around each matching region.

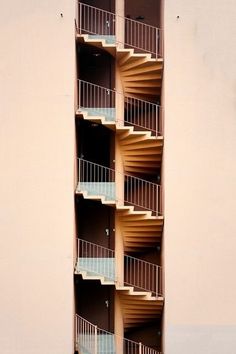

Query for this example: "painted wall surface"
[164,1,236,353]
[0,1,75,353]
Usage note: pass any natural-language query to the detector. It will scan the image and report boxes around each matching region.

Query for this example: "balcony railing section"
[76,239,116,281]
[78,80,116,122]
[125,95,163,137]
[77,158,116,201]
[124,253,163,297]
[124,174,161,217]
[76,2,163,58]
[77,158,162,216]
[75,315,163,354]
[76,239,163,297]
[77,2,116,37]
[78,80,163,136]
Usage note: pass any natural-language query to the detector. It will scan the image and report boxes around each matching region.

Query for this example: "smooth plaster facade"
[1,0,236,353]
[164,1,236,353]
[0,1,75,353]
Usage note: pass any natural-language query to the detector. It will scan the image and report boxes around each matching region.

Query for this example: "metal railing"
[124,174,161,216]
[76,239,116,281]
[78,80,163,136]
[75,314,163,354]
[77,158,162,216]
[77,2,116,36]
[76,2,163,58]
[124,253,163,297]
[76,239,163,297]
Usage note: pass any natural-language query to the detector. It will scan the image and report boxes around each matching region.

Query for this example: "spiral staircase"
[75,2,164,353]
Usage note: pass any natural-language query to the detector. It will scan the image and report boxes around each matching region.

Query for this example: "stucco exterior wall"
[0,1,75,353]
[164,1,236,353]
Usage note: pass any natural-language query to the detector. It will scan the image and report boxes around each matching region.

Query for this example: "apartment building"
[1,0,236,354]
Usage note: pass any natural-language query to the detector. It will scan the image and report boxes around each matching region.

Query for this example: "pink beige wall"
[0,1,75,353]
[164,0,236,352]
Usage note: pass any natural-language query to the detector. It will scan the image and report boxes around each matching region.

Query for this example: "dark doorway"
[125,322,162,352]
[76,119,114,169]
[78,44,115,90]
[125,0,161,27]
[76,197,115,250]
[80,0,115,13]
[75,278,114,332]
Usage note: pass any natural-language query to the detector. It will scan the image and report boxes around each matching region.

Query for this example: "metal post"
[78,80,81,110]
[78,158,81,191]
[77,238,80,268]
[156,27,158,59]
[156,266,158,297]
[79,3,82,35]
[156,107,158,137]
[139,342,142,354]
[75,316,78,351]
[94,325,98,354]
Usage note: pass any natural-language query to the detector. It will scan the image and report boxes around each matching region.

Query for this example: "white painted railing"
[124,174,161,217]
[76,239,116,281]
[77,158,162,216]
[75,314,163,354]
[124,253,163,297]
[76,2,163,58]
[78,80,163,136]
[76,239,163,297]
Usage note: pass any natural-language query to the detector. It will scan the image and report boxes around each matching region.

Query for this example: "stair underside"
[118,293,163,329]
[118,132,163,174]
[117,210,163,252]
[77,34,163,101]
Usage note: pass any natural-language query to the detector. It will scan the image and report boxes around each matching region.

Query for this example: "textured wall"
[164,0,236,353]
[0,1,75,353]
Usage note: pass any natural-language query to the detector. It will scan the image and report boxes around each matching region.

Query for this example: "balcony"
[76,2,163,59]
[77,80,163,137]
[75,239,116,282]
[75,239,163,298]
[75,314,163,354]
[76,159,162,217]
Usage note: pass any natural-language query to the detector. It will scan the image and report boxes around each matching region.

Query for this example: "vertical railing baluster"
[156,27,158,59]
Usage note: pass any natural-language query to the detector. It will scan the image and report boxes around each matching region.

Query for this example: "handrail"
[75,314,163,354]
[78,80,163,136]
[76,2,163,58]
[76,238,116,281]
[77,158,162,216]
[124,252,163,297]
[76,238,163,297]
